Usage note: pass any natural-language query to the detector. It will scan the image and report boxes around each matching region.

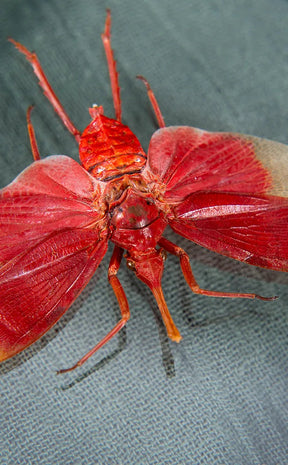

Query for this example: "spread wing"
[169,191,288,272]
[0,156,108,362]
[143,126,288,272]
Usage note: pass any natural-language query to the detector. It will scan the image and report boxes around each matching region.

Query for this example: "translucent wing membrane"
[170,192,288,272]
[0,156,108,361]
[144,126,288,201]
[144,126,288,272]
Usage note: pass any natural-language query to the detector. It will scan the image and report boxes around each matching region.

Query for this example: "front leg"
[9,38,81,142]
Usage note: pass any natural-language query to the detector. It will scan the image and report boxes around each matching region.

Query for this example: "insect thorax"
[79,111,147,182]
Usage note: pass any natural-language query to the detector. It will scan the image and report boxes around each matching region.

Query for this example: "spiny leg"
[26,105,40,161]
[57,246,130,374]
[9,38,81,143]
[158,237,277,301]
[137,75,165,128]
[101,9,122,122]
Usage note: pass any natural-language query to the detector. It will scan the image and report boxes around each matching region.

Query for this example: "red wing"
[142,125,288,272]
[0,156,108,361]
[143,126,288,202]
[0,155,106,263]
[169,192,288,272]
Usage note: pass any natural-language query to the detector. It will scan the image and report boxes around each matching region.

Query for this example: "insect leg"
[137,75,165,128]
[150,283,182,342]
[101,9,122,122]
[26,105,40,161]
[158,237,277,301]
[57,245,130,374]
[9,38,81,143]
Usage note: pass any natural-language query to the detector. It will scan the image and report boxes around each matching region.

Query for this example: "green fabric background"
[1,1,288,464]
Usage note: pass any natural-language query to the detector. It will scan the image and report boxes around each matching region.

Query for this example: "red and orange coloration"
[1,10,288,372]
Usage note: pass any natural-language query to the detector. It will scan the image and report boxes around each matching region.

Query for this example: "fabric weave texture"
[1,1,288,464]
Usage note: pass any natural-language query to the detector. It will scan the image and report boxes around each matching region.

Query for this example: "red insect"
[1,11,287,373]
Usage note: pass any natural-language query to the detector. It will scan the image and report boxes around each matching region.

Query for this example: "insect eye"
[126,259,136,271]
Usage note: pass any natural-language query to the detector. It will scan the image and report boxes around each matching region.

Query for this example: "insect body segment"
[110,189,167,251]
[1,10,288,372]
[79,108,147,182]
